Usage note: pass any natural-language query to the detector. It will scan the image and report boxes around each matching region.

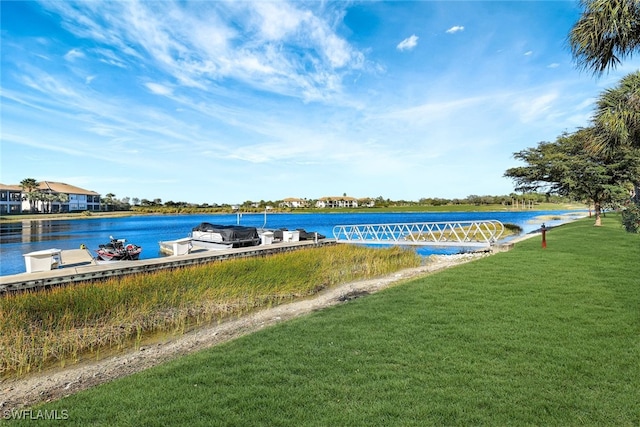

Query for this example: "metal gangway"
[332,220,505,248]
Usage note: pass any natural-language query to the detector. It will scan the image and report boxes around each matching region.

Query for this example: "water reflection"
[0,220,76,244]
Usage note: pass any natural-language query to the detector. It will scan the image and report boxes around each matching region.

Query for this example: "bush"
[621,200,640,233]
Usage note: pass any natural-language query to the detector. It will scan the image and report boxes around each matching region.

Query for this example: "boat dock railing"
[332,220,505,248]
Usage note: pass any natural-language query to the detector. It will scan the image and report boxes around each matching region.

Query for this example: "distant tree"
[102,193,116,211]
[466,195,482,205]
[569,0,640,76]
[132,197,140,206]
[32,191,46,213]
[20,178,39,213]
[42,192,56,213]
[504,128,638,226]
[56,193,69,213]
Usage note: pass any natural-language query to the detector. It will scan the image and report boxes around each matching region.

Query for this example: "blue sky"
[1,1,639,205]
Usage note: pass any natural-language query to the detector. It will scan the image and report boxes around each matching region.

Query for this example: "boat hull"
[96,247,142,261]
[96,237,142,261]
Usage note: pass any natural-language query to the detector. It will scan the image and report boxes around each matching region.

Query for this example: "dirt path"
[0,253,489,412]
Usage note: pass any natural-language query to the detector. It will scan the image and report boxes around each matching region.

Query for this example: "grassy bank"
[13,215,639,425]
[0,245,421,378]
[0,211,143,223]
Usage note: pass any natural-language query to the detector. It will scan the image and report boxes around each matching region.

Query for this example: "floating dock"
[333,220,505,248]
[1,239,335,293]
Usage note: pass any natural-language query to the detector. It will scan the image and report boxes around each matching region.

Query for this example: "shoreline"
[0,204,587,223]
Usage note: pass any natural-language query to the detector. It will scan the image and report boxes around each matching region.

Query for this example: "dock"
[1,239,336,293]
[332,220,505,248]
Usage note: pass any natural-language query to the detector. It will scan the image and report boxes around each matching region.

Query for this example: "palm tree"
[42,192,56,214]
[55,193,69,213]
[20,178,39,213]
[592,71,640,152]
[570,1,640,201]
[568,0,640,76]
[592,71,640,201]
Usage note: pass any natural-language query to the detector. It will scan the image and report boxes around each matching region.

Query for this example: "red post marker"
[541,223,547,249]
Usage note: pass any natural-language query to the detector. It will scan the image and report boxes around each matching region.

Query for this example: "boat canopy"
[191,223,259,242]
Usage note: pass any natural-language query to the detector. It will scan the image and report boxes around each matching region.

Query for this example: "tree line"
[14,179,573,215]
[101,193,574,214]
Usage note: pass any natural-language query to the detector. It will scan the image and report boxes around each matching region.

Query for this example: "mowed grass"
[16,216,640,426]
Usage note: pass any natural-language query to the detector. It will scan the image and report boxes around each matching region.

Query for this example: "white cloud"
[397,35,418,51]
[64,48,84,61]
[253,1,306,41]
[524,51,533,56]
[446,26,464,34]
[547,63,560,68]
[512,92,558,123]
[378,95,489,124]
[93,48,128,68]
[36,1,366,103]
[145,83,173,96]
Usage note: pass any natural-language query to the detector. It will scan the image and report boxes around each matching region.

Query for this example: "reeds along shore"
[0,244,421,377]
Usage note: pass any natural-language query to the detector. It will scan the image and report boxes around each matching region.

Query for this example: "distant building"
[358,198,376,208]
[0,181,101,214]
[0,184,24,214]
[316,196,359,208]
[280,197,308,208]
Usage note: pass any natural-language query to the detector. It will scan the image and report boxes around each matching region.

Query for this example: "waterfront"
[0,210,586,276]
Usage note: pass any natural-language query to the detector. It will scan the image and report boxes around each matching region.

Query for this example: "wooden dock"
[1,239,336,293]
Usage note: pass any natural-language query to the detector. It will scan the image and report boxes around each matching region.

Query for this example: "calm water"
[0,210,586,276]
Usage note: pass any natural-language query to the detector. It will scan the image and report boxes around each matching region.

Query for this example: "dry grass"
[0,244,421,377]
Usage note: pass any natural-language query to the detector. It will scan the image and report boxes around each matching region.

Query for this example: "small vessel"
[96,236,142,261]
[190,223,261,250]
[273,228,326,242]
[159,224,327,256]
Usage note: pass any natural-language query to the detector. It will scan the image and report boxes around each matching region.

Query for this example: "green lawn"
[13,216,639,426]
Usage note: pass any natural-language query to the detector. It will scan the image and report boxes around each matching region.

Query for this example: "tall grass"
[0,244,421,378]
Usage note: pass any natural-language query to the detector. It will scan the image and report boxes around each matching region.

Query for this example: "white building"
[280,197,308,208]
[8,181,101,214]
[315,196,359,209]
[0,184,24,214]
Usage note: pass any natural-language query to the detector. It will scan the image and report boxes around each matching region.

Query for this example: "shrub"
[621,200,640,233]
